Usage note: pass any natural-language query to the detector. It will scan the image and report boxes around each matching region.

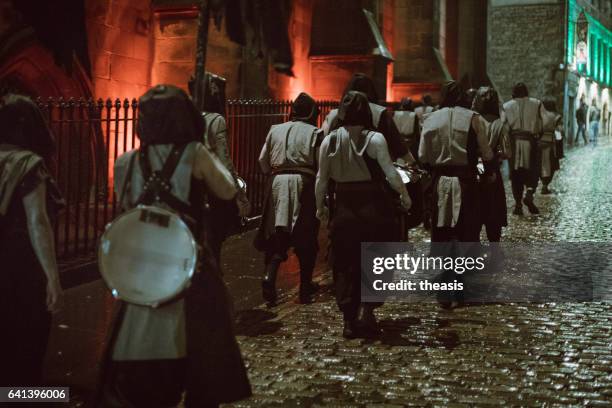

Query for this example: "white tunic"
[111,143,198,361]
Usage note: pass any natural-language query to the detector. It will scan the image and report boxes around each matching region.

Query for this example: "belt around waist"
[511,131,536,141]
[271,168,315,177]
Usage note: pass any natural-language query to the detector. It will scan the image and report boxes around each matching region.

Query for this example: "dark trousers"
[575,123,587,144]
[510,167,539,205]
[99,359,219,408]
[265,229,318,286]
[330,183,398,321]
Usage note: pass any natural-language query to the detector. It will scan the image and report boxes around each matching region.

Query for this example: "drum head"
[98,206,197,306]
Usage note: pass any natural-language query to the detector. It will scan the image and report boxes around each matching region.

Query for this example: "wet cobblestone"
[230,145,612,407]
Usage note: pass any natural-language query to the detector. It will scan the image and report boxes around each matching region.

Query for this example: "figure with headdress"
[472,87,511,242]
[321,73,416,166]
[0,94,64,386]
[96,85,251,407]
[539,97,563,194]
[254,92,323,305]
[503,82,544,215]
[316,91,411,338]
[419,81,495,308]
[189,73,251,265]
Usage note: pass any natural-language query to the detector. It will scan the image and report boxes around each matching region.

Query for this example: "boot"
[298,282,319,304]
[513,204,523,216]
[541,184,551,195]
[358,304,381,336]
[523,189,540,214]
[342,319,360,339]
[297,251,319,304]
[261,260,280,305]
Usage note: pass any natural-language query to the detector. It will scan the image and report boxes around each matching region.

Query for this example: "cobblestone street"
[230,144,612,407]
[45,144,612,407]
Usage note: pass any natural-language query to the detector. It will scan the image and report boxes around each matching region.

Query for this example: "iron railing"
[34,97,337,263]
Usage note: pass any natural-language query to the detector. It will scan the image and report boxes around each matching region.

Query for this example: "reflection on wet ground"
[44,144,612,406]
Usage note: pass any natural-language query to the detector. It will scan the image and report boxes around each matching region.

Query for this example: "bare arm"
[368,133,409,200]
[258,133,272,175]
[315,135,331,214]
[472,115,494,161]
[193,143,237,200]
[23,182,62,312]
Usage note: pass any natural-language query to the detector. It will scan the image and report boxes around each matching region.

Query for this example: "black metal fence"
[34,97,337,263]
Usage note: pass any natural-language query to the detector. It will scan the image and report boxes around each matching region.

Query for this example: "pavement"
[43,142,612,407]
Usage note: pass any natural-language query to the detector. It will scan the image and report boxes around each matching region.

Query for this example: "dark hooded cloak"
[343,73,379,104]
[290,92,319,127]
[439,81,465,109]
[137,85,204,146]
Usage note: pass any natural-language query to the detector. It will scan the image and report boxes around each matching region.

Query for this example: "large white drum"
[98,205,197,307]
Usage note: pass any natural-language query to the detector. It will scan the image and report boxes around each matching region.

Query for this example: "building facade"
[0,0,489,103]
[488,0,611,139]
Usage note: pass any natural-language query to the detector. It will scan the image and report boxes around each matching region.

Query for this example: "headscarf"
[137,85,204,146]
[343,73,379,104]
[0,94,55,157]
[337,91,373,129]
[439,81,465,109]
[472,87,501,120]
[512,82,529,99]
[290,92,319,126]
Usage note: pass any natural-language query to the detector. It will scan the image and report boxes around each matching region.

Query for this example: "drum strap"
[137,144,197,220]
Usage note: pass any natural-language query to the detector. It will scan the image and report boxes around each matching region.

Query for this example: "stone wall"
[487,0,565,101]
[151,10,245,97]
[86,0,154,99]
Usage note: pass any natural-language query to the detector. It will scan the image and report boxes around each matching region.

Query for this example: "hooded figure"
[472,87,511,242]
[254,92,322,305]
[419,81,495,308]
[0,94,64,386]
[189,73,251,264]
[96,85,251,408]
[539,97,562,194]
[321,73,414,165]
[415,94,434,128]
[503,82,544,215]
[316,91,411,338]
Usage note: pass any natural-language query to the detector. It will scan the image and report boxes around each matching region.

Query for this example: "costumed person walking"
[540,97,563,194]
[472,87,511,243]
[316,91,411,339]
[0,94,64,386]
[414,94,434,128]
[96,85,251,408]
[321,73,415,165]
[503,82,544,215]
[189,73,250,265]
[254,93,322,305]
[419,81,495,308]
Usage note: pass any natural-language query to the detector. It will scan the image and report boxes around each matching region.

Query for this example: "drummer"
[96,85,251,408]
